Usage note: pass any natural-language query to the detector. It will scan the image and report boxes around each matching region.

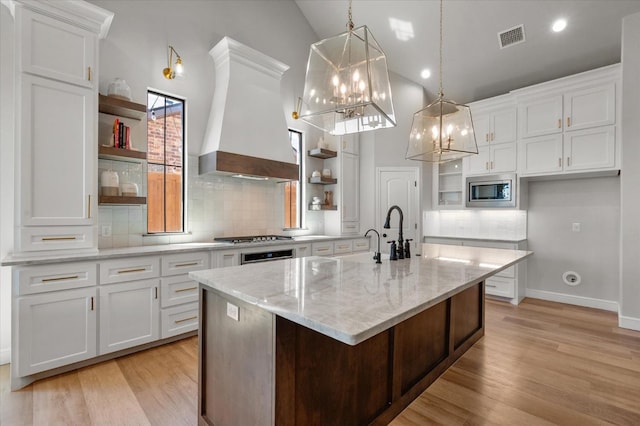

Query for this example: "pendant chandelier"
[406,0,477,163]
[293,0,396,136]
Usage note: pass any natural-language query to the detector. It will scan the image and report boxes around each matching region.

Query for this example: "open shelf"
[308,176,337,185]
[309,204,337,211]
[99,145,147,162]
[308,148,337,159]
[99,195,147,205]
[99,94,147,120]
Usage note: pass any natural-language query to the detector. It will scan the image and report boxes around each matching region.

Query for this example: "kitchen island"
[190,244,531,425]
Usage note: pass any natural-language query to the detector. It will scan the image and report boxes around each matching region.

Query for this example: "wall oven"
[466,174,516,208]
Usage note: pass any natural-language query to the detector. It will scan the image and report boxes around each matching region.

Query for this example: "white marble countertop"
[0,235,362,266]
[190,243,532,346]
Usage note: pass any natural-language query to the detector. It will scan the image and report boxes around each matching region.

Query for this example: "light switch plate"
[572,223,581,232]
[226,302,239,321]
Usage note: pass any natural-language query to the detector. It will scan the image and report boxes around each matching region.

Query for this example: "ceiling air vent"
[498,24,525,49]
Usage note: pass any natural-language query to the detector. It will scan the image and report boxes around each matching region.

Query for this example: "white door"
[465,147,490,175]
[20,74,95,226]
[17,287,97,376]
[491,108,517,144]
[564,83,615,131]
[564,126,616,172]
[518,134,563,176]
[376,167,420,255]
[490,143,517,173]
[99,279,159,355]
[520,95,563,138]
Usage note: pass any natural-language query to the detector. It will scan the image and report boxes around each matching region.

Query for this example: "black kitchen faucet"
[383,205,404,260]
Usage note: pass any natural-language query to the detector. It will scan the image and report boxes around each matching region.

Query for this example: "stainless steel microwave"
[466,174,516,208]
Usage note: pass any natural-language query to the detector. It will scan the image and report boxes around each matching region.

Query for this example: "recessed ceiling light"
[420,69,431,79]
[552,18,567,32]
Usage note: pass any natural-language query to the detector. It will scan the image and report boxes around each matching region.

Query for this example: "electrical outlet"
[226,302,239,321]
[572,222,581,232]
[101,225,112,237]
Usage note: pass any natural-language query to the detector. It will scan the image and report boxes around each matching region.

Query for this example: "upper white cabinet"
[474,107,517,147]
[18,7,97,88]
[465,97,517,176]
[11,0,112,253]
[19,75,96,228]
[520,83,615,138]
[515,65,620,177]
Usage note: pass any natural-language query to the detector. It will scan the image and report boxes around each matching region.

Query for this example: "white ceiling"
[295,0,640,104]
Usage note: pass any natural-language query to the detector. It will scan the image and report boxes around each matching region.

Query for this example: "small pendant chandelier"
[293,0,396,136]
[406,0,478,163]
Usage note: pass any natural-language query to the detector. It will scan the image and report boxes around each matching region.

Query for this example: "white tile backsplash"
[98,155,322,248]
[424,209,527,240]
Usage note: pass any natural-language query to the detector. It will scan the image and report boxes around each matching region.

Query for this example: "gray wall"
[526,177,620,306]
[620,12,640,327]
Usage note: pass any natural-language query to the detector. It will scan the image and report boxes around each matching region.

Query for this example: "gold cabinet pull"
[490,161,494,169]
[558,158,562,167]
[175,286,197,293]
[175,261,199,268]
[90,296,94,311]
[87,195,91,219]
[117,268,146,274]
[42,236,76,241]
[42,275,79,283]
[485,133,489,142]
[567,157,571,167]
[174,316,197,324]
[485,161,489,170]
[558,119,561,128]
[316,247,330,252]
[88,66,92,81]
[567,117,571,127]
[490,132,494,141]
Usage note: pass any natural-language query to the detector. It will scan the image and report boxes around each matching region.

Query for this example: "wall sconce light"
[162,45,184,79]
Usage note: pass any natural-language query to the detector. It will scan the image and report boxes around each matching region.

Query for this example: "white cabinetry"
[433,159,463,208]
[159,251,209,338]
[425,238,527,304]
[324,135,361,235]
[465,98,517,176]
[98,256,160,354]
[516,65,619,177]
[11,1,113,253]
[216,249,240,267]
[14,261,98,376]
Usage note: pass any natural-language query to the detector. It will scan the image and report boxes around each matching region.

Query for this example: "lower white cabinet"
[333,240,353,255]
[216,249,240,267]
[312,242,334,256]
[294,244,311,258]
[352,238,370,252]
[17,287,97,376]
[161,302,199,339]
[99,278,159,355]
[425,237,527,304]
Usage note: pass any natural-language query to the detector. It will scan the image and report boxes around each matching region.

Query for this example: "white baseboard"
[0,347,10,366]
[525,289,619,312]
[619,315,640,331]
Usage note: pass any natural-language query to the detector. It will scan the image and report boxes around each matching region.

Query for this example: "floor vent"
[498,24,525,49]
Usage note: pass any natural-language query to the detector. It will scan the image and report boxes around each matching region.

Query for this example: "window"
[284,129,303,229]
[147,91,185,233]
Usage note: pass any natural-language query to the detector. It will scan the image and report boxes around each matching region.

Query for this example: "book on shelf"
[111,118,132,149]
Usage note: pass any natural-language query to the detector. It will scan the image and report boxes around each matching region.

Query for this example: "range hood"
[199,37,299,181]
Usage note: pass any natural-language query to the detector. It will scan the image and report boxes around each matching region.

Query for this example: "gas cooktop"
[214,235,293,244]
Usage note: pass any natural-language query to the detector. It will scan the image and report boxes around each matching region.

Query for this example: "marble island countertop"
[0,234,357,266]
[190,243,532,345]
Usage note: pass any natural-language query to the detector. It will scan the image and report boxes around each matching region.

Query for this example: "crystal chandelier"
[406,0,477,163]
[293,0,396,136]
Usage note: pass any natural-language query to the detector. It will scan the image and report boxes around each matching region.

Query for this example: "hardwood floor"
[2,298,640,425]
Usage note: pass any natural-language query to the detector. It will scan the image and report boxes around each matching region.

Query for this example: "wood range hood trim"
[198,150,299,181]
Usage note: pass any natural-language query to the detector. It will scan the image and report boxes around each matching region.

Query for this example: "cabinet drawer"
[99,256,160,284]
[352,238,370,252]
[333,240,353,254]
[19,226,95,252]
[16,262,97,295]
[485,277,515,298]
[161,251,210,277]
[312,242,334,256]
[161,275,199,308]
[294,244,311,258]
[161,302,199,339]
[341,222,359,235]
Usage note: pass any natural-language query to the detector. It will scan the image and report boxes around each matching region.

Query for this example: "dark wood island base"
[198,282,484,426]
